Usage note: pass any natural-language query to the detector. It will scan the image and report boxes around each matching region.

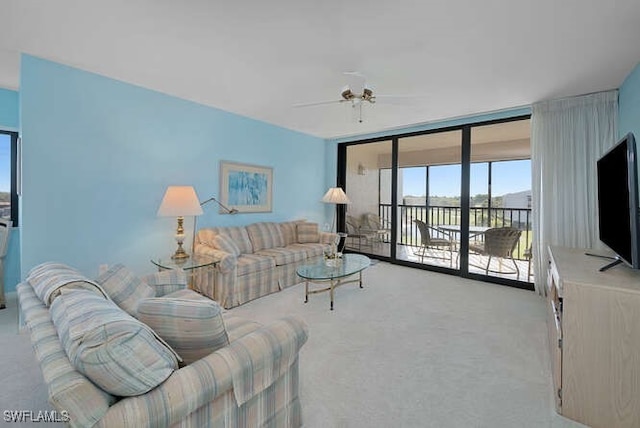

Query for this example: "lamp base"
[171,247,189,260]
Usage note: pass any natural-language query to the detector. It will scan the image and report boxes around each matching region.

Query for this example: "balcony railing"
[379,204,533,260]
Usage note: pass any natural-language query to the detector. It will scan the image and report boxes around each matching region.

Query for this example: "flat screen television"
[596,132,640,270]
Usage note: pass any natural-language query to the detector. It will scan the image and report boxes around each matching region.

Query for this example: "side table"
[151,254,219,289]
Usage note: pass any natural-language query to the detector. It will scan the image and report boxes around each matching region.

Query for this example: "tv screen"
[597,132,640,269]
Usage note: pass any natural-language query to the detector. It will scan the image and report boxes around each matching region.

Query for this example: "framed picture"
[219,161,273,213]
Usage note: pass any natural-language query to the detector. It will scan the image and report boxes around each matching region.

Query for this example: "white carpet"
[0,262,585,427]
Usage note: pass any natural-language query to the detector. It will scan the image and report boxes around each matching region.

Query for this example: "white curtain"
[531,90,618,294]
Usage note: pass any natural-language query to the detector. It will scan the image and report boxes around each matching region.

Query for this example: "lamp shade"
[322,187,351,204]
[157,186,204,217]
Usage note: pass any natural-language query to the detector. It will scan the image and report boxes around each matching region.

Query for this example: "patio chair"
[361,213,391,244]
[413,219,455,265]
[468,227,522,276]
[345,214,376,251]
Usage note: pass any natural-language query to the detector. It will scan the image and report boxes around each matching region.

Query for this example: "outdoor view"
[0,133,11,220]
[344,119,533,284]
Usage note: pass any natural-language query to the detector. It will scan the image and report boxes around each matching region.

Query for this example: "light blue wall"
[0,88,20,293]
[619,61,640,140]
[0,88,19,130]
[20,55,326,278]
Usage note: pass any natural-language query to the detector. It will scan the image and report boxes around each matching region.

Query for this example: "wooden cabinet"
[547,246,640,428]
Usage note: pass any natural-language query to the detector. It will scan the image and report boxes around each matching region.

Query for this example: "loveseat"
[194,220,337,308]
[18,262,308,427]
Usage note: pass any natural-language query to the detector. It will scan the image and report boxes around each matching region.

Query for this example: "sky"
[0,134,10,192]
[402,159,532,197]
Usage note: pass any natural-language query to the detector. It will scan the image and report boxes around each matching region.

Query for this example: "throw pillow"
[297,222,320,243]
[212,233,242,257]
[137,297,230,365]
[51,288,180,397]
[279,220,306,246]
[27,262,108,306]
[95,264,155,316]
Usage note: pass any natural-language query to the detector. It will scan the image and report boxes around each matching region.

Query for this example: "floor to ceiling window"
[339,116,532,289]
[0,131,18,225]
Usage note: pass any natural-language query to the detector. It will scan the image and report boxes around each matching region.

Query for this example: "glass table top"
[296,254,371,280]
[151,253,220,271]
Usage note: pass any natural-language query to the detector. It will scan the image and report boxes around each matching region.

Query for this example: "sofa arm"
[141,270,188,297]
[194,243,237,273]
[319,231,339,245]
[97,316,308,427]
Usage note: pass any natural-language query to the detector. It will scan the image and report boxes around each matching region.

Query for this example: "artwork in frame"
[219,161,273,213]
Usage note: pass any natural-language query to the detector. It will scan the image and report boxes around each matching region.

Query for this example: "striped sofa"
[18,263,309,427]
[194,221,337,309]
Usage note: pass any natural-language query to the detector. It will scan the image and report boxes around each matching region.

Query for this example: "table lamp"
[157,186,203,259]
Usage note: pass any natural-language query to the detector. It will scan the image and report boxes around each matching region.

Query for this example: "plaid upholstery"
[319,231,339,245]
[197,226,254,254]
[138,297,229,365]
[141,269,188,297]
[19,276,307,428]
[27,262,108,306]
[18,283,115,428]
[165,288,213,301]
[255,246,307,266]
[296,222,319,243]
[195,244,237,273]
[95,264,155,316]
[218,317,309,405]
[236,254,276,276]
[97,316,307,427]
[51,288,180,396]
[211,233,242,256]
[246,222,285,251]
[280,220,306,245]
[288,243,328,258]
[223,315,262,342]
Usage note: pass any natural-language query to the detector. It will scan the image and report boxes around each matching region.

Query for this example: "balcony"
[345,204,533,282]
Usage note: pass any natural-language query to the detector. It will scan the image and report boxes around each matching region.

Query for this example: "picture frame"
[219,161,273,213]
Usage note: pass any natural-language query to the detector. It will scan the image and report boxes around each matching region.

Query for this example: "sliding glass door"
[339,116,533,289]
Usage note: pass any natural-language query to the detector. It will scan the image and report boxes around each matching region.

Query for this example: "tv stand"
[547,246,640,427]
[584,252,624,271]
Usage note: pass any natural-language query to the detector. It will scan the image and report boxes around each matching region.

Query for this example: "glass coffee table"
[296,254,371,310]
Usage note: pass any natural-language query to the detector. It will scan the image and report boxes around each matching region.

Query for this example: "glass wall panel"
[344,141,392,257]
[396,130,462,268]
[469,119,532,282]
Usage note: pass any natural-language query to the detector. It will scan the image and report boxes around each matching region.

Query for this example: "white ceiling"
[0,0,639,139]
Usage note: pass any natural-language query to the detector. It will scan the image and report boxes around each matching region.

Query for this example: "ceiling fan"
[293,72,412,123]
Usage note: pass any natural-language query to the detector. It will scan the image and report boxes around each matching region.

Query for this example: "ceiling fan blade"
[292,99,344,108]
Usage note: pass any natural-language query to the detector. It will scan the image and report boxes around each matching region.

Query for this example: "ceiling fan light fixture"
[341,86,354,100]
[363,87,373,101]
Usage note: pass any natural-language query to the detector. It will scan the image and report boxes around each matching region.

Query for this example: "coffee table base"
[304,271,364,310]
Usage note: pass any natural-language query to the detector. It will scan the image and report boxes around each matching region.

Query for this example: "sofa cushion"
[212,233,241,257]
[255,247,307,266]
[236,254,276,276]
[26,262,108,306]
[246,222,285,252]
[296,223,320,243]
[51,288,180,397]
[288,243,326,258]
[137,297,229,365]
[280,220,305,246]
[95,264,155,316]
